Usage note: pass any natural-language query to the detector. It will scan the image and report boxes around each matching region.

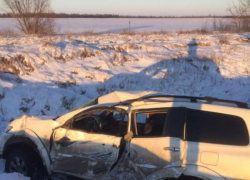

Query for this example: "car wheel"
[5,148,46,180]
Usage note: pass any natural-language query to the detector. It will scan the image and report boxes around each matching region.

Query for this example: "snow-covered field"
[0,31,250,179]
[0,18,213,33]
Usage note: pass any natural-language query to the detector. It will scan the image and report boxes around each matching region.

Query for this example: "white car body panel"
[130,101,250,180]
[130,137,185,178]
[51,128,122,179]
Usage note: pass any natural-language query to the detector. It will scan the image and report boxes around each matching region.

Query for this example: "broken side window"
[135,112,167,137]
[70,109,128,136]
[133,108,186,137]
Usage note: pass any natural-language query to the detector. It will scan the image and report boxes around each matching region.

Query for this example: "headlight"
[5,126,13,133]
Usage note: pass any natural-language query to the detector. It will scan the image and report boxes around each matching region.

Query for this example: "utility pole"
[129,21,131,32]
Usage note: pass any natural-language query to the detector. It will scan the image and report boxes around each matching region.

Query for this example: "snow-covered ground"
[0,32,250,179]
[0,159,29,180]
[0,18,213,33]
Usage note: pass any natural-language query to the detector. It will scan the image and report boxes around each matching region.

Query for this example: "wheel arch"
[145,167,185,180]
[144,165,227,180]
[182,165,227,180]
[3,136,37,157]
[3,129,53,175]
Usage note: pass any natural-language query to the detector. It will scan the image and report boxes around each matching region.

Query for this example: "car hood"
[9,115,60,135]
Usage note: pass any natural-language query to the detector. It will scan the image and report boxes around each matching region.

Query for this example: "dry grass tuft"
[155,30,169,35]
[54,55,67,63]
[0,29,18,36]
[96,87,106,95]
[85,74,95,80]
[103,76,109,82]
[56,79,77,88]
[139,30,168,37]
[197,42,211,47]
[101,46,108,50]
[0,54,34,75]
[0,91,5,100]
[127,44,142,50]
[151,30,169,35]
[110,52,128,66]
[177,28,210,35]
[61,96,76,110]
[244,68,250,74]
[108,46,115,50]
[173,43,187,48]
[115,45,126,52]
[197,52,223,65]
[95,65,102,69]
[42,41,55,47]
[140,32,151,37]
[53,48,96,62]
[66,31,75,39]
[102,44,141,52]
[77,48,95,59]
[19,97,35,113]
[82,30,95,36]
[70,70,79,75]
[217,34,230,45]
[234,37,249,43]
[119,30,136,36]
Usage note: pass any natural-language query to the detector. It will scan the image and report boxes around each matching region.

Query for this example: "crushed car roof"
[98,91,159,104]
[99,91,249,108]
[56,91,249,125]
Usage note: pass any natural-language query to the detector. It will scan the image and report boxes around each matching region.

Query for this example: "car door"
[129,108,186,178]
[51,108,128,179]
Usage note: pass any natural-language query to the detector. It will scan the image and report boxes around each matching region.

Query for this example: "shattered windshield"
[71,98,98,112]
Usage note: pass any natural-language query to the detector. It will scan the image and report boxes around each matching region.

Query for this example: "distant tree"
[2,0,56,34]
[227,0,250,32]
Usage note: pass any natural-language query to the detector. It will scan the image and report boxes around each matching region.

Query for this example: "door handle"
[163,147,180,152]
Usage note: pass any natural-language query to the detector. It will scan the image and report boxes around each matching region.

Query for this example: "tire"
[5,148,46,180]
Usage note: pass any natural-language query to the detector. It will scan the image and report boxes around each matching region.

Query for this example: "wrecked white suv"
[0,91,250,180]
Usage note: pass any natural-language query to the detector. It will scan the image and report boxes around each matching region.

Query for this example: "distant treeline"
[0,13,248,18]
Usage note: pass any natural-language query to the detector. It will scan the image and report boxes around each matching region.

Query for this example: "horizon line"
[0,13,234,18]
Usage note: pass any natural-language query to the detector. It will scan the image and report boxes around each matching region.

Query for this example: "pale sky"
[51,0,236,16]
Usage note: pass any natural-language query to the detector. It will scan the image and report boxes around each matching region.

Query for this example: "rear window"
[186,109,249,146]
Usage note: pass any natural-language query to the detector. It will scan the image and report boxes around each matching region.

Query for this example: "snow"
[0,159,30,180]
[0,18,213,33]
[0,31,250,179]
[0,173,30,180]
